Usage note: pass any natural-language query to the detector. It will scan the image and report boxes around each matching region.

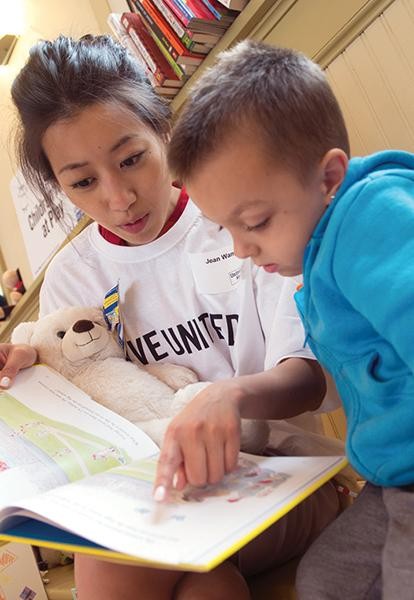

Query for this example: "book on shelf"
[121,11,186,86]
[198,0,239,24]
[132,1,207,66]
[146,0,226,34]
[151,0,215,52]
[163,0,221,44]
[122,10,186,81]
[0,364,347,571]
[179,0,236,29]
[108,14,180,98]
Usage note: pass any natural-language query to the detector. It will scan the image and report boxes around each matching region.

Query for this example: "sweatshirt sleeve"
[332,173,414,371]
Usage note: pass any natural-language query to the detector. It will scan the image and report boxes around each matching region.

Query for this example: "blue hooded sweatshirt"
[295,150,414,487]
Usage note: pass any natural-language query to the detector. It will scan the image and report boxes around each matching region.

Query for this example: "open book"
[0,365,346,572]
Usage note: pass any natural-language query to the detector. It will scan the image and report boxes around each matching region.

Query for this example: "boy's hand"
[0,343,37,388]
[153,381,243,502]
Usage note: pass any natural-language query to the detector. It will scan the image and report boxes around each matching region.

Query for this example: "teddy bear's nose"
[72,319,95,333]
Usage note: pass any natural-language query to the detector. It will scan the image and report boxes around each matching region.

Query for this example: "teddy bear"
[11,305,270,453]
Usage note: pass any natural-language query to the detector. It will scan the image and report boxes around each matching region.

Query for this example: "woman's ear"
[163,128,172,144]
[320,149,348,205]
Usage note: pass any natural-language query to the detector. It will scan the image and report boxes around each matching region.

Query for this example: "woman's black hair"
[11,34,171,205]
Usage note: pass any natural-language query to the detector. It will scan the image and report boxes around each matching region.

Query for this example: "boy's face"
[186,133,331,277]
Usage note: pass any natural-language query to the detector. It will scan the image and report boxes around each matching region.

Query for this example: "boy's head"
[169,40,350,276]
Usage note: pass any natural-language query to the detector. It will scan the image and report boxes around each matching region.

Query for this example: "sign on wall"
[10,171,83,278]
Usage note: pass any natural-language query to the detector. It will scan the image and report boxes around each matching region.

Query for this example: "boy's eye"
[121,152,144,168]
[71,177,94,189]
[245,218,270,232]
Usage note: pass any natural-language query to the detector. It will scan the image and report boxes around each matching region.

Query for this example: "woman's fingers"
[153,435,183,502]
[0,344,37,388]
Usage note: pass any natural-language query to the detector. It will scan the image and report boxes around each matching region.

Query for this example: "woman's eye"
[71,177,94,189]
[245,218,270,232]
[121,152,144,168]
[56,330,66,339]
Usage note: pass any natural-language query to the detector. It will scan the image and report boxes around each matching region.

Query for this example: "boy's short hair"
[169,40,350,182]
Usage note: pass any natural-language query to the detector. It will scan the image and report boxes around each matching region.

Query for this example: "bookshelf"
[109,0,255,102]
[109,0,392,112]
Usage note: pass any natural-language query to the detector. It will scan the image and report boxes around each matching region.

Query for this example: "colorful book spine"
[121,12,183,85]
[207,0,238,21]
[133,1,180,63]
[199,0,223,20]
[150,26,188,76]
[163,0,193,28]
[171,0,194,22]
[184,0,217,22]
[136,0,204,63]
[133,1,186,75]
[151,0,194,49]
[163,0,220,44]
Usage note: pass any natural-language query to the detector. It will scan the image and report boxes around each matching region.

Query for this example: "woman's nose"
[105,175,136,211]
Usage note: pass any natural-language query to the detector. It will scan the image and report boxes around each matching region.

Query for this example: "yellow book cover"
[0,365,346,572]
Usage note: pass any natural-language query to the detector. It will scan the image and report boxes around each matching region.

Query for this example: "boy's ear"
[321,149,348,205]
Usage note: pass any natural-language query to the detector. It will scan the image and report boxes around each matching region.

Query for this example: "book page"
[4,454,346,570]
[0,364,158,507]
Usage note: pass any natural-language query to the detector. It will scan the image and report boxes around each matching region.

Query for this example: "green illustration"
[0,393,131,482]
[113,457,158,482]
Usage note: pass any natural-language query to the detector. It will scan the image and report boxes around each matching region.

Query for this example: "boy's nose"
[233,237,258,259]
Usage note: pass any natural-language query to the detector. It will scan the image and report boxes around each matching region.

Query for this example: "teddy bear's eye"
[56,330,66,339]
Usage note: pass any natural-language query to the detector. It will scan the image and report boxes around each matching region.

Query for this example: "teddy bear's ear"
[11,321,37,345]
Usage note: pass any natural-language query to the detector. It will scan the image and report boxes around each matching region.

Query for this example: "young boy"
[159,39,414,598]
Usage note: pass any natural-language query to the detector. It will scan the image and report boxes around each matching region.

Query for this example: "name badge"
[188,246,244,294]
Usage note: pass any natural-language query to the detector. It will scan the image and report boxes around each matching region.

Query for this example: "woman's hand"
[153,380,245,501]
[0,343,37,388]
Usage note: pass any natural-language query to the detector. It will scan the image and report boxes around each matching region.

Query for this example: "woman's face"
[42,101,178,245]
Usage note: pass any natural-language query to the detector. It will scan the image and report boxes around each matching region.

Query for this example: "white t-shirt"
[41,200,338,419]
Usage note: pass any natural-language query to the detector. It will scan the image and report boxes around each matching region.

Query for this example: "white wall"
[326,0,414,156]
[0,0,106,288]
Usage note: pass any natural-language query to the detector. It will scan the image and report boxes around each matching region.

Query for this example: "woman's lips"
[262,264,279,273]
[120,214,149,234]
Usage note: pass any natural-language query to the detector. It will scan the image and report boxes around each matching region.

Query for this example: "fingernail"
[0,377,10,388]
[153,485,166,502]
[172,473,178,489]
